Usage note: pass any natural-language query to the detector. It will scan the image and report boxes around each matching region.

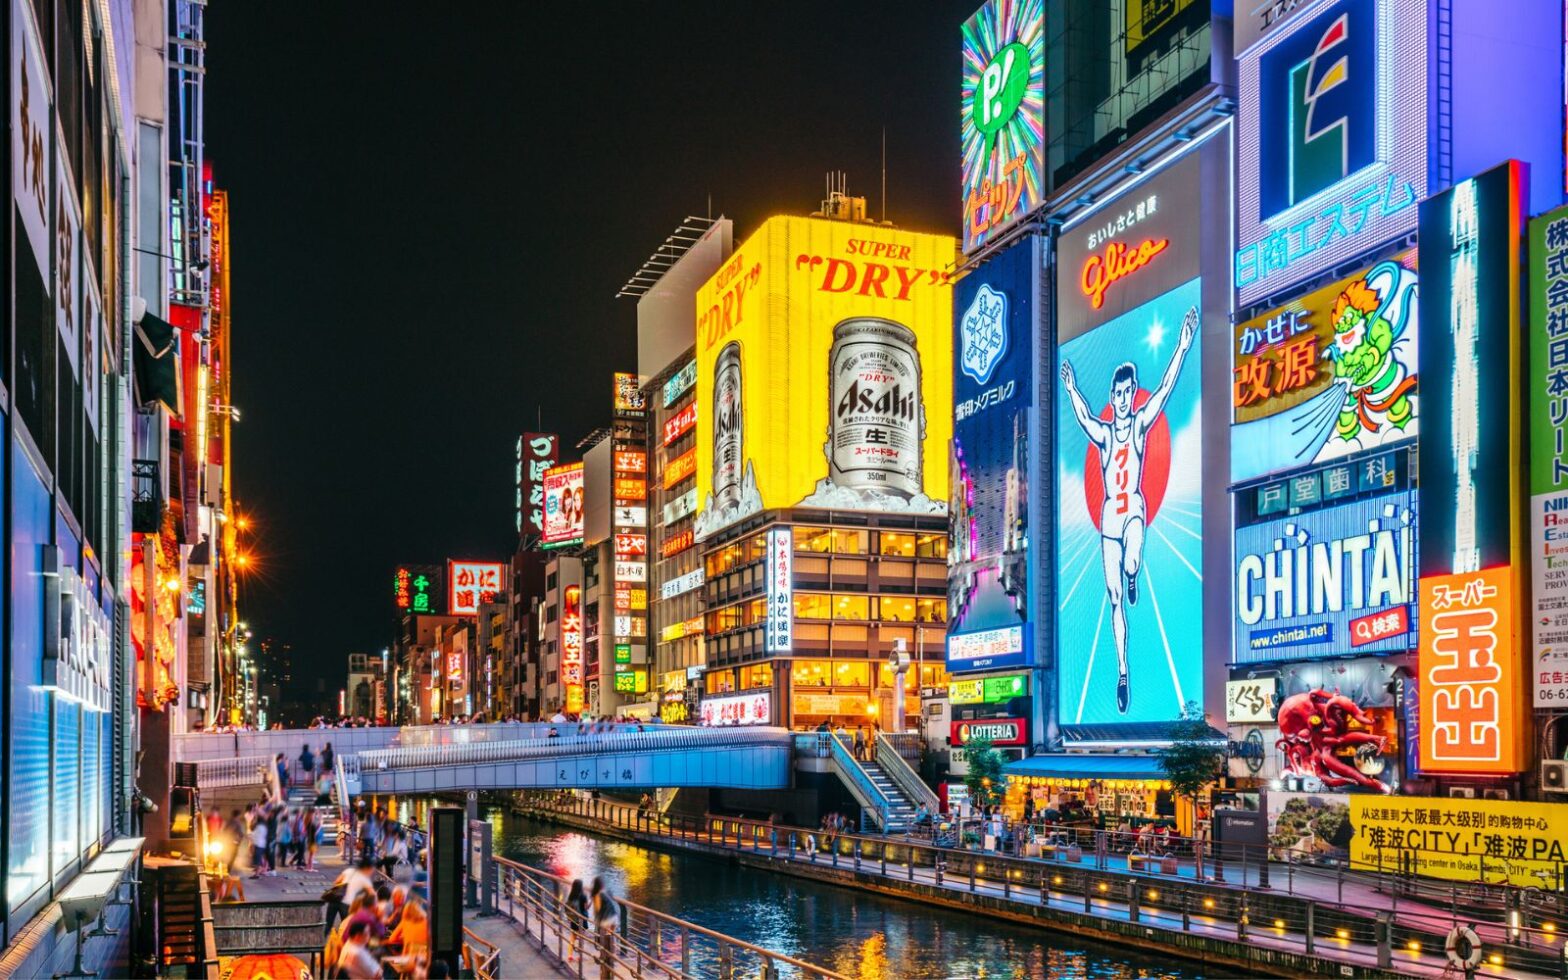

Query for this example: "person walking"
[565,879,589,960]
[853,726,867,762]
[320,741,335,775]
[591,877,620,969]
[298,743,316,784]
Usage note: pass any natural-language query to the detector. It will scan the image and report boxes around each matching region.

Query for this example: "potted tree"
[1158,701,1225,874]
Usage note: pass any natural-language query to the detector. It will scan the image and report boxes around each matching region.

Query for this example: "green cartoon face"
[1331,302,1387,386]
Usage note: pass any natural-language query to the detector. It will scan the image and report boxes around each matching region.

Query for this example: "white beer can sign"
[827,318,924,499]
[712,341,744,510]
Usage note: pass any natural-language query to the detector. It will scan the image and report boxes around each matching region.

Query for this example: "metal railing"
[521,794,1565,980]
[193,754,273,788]
[461,927,501,980]
[873,734,939,812]
[819,734,890,830]
[357,726,793,771]
[491,854,847,979]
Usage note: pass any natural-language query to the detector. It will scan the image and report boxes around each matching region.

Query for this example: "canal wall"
[514,802,1418,980]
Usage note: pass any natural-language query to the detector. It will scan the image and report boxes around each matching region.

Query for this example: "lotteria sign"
[951,718,1028,747]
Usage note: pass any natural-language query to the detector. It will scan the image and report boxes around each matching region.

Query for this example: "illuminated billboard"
[447,560,504,617]
[948,235,1037,673]
[517,432,559,536]
[1418,567,1526,774]
[1230,252,1418,484]
[613,372,646,416]
[562,585,584,713]
[541,462,584,548]
[693,216,955,540]
[960,0,1045,254]
[394,565,439,615]
[1529,204,1568,705]
[1233,480,1416,664]
[1234,0,1427,306]
[765,527,793,652]
[1056,277,1203,723]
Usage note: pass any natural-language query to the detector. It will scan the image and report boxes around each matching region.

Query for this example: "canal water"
[488,809,1203,980]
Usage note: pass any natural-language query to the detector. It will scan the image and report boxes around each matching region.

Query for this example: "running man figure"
[1059,306,1198,713]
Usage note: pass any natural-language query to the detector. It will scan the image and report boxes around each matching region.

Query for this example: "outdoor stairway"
[861,758,920,832]
[152,861,203,973]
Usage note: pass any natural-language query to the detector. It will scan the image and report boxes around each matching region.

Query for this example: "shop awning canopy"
[1004,754,1169,781]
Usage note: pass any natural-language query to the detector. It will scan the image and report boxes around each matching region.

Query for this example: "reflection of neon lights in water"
[1449,178,1480,573]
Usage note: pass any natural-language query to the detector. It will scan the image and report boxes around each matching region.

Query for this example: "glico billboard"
[960,0,1044,254]
[1054,128,1230,727]
[693,216,956,540]
[948,235,1038,673]
[1234,0,1427,306]
[1230,252,1418,484]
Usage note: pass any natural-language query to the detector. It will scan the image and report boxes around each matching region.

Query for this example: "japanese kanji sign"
[447,560,504,617]
[1230,251,1419,484]
[1418,566,1526,774]
[1530,203,1568,705]
[1349,795,1568,889]
[516,432,559,537]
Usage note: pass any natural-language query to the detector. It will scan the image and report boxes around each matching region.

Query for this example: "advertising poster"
[1234,0,1427,305]
[960,0,1044,254]
[11,0,50,275]
[948,235,1036,672]
[692,217,955,540]
[1267,791,1351,864]
[700,691,771,727]
[1233,485,1417,664]
[1349,796,1568,889]
[1056,276,1203,723]
[541,462,585,548]
[1230,253,1419,484]
[1529,203,1568,705]
[1275,685,1399,794]
[1418,566,1526,775]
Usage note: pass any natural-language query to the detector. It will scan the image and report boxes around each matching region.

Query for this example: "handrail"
[357,726,793,771]
[461,926,501,980]
[821,733,890,830]
[493,854,848,979]
[193,754,273,788]
[523,794,1558,980]
[874,733,939,812]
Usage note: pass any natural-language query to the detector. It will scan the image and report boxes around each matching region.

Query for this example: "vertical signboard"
[517,433,559,538]
[960,0,1045,254]
[562,584,584,714]
[1054,134,1225,727]
[11,0,50,273]
[541,462,585,548]
[1530,203,1568,705]
[1234,0,1427,306]
[948,235,1036,672]
[1416,161,1526,772]
[765,527,793,652]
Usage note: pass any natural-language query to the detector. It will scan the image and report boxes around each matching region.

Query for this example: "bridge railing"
[193,754,273,789]
[874,733,939,813]
[355,726,793,771]
[492,854,847,980]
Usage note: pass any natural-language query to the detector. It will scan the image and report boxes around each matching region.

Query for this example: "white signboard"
[765,527,792,652]
[699,691,771,727]
[614,506,647,528]
[1225,677,1278,724]
[614,561,647,583]
[663,489,698,524]
[1533,491,1568,706]
[661,568,705,600]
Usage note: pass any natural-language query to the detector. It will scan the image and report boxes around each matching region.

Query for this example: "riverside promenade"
[518,794,1557,980]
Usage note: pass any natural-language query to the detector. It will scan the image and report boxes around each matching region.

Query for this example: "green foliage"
[963,735,1008,809]
[1158,701,1224,804]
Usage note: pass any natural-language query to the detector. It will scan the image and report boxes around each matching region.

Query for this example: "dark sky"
[205,1,975,693]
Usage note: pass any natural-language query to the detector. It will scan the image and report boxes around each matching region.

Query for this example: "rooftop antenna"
[881,127,887,224]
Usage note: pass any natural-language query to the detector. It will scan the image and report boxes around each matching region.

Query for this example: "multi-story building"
[619,217,733,722]
[539,555,586,716]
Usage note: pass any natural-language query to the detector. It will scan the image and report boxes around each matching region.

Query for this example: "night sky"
[205,2,976,695]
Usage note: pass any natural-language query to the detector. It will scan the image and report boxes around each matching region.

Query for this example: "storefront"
[1004,756,1179,829]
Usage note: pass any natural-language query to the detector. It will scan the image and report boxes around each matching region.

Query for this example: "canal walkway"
[520,795,1557,980]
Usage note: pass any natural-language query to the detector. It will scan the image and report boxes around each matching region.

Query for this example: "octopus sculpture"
[1275,688,1389,793]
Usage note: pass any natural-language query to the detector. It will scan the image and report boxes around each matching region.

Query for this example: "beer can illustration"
[712,341,745,510]
[827,317,924,498]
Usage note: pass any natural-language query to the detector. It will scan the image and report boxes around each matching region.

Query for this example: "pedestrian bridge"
[179,723,794,794]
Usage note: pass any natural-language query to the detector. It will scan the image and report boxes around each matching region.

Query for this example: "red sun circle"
[1082,389,1172,532]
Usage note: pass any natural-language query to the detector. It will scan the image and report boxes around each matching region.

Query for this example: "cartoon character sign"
[1231,256,1419,482]
[1275,688,1390,794]
[1056,278,1203,722]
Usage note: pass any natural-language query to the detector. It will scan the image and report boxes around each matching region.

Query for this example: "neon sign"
[1079,238,1169,310]
[562,585,583,712]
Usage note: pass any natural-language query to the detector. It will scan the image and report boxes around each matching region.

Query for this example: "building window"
[914,533,947,559]
[738,663,773,690]
[797,527,866,554]
[879,531,915,557]
[705,669,737,695]
[831,660,871,688]
[880,597,946,623]
[792,659,832,688]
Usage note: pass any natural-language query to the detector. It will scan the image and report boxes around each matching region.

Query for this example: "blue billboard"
[1055,277,1203,722]
[948,235,1037,673]
[1234,485,1418,665]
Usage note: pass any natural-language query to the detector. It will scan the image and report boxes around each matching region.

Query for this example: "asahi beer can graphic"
[827,318,924,498]
[712,342,745,510]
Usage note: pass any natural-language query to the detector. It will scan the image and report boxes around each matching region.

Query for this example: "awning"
[1004,754,1168,781]
[134,311,181,413]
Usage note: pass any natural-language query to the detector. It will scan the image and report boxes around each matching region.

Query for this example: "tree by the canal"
[963,735,1007,810]
[1158,700,1224,826]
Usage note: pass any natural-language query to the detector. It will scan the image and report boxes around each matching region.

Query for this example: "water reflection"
[491,809,1200,980]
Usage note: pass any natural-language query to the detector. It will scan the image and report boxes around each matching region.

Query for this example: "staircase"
[151,861,204,974]
[861,757,920,832]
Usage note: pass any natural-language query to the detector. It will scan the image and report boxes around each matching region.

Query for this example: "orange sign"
[614,477,647,501]
[662,529,694,559]
[1418,566,1526,774]
[614,449,647,473]
[664,448,697,488]
[1079,238,1169,310]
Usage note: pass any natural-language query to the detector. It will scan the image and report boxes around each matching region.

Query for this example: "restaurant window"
[793,593,833,621]
[832,595,870,621]
[914,533,947,559]
[706,604,743,634]
[878,532,915,557]
[745,598,766,627]
[831,660,871,688]
[739,663,773,690]
[877,662,921,692]
[879,597,916,623]
[915,598,946,624]
[705,670,736,695]
[919,663,949,689]
[798,527,866,554]
[791,659,831,688]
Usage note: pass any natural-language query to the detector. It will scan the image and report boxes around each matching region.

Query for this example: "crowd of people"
[322,861,433,979]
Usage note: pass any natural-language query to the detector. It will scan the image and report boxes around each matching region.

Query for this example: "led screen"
[541,462,585,548]
[960,0,1045,254]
